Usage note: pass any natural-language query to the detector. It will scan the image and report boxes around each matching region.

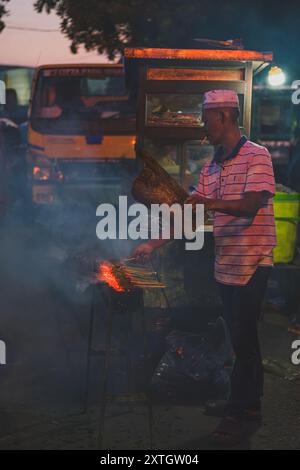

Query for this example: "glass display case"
[146,93,203,128]
[142,138,215,191]
[125,48,272,140]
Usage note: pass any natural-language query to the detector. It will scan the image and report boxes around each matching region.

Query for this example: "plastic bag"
[151,317,234,401]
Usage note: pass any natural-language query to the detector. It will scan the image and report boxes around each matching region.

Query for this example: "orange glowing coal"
[97,261,126,292]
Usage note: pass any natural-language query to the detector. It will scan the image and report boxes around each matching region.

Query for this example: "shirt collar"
[213,135,248,164]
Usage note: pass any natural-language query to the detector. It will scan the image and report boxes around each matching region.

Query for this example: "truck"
[27,63,136,208]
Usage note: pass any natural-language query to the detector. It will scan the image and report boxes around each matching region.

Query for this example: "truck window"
[31,67,135,135]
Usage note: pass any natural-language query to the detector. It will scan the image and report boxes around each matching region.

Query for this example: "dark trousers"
[218,267,271,416]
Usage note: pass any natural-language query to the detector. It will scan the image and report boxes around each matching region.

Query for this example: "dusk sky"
[0,0,109,67]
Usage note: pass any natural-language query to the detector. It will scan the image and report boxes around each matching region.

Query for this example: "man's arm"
[132,214,179,262]
[187,146,276,218]
[186,191,267,218]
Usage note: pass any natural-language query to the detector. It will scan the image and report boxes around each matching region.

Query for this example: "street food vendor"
[133,89,276,445]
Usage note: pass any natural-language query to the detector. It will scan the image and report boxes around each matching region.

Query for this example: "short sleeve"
[244,149,275,196]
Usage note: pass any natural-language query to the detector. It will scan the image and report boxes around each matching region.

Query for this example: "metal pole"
[83,282,96,413]
[97,287,113,449]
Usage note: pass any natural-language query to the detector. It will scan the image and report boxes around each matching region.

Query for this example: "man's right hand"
[132,242,156,264]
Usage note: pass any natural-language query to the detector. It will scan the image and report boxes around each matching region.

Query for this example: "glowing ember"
[97,262,126,292]
[96,260,166,291]
[175,347,184,358]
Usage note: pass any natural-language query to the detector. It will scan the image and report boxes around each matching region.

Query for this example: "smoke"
[0,173,139,428]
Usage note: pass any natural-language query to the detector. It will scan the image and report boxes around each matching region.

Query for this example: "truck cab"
[27,64,136,207]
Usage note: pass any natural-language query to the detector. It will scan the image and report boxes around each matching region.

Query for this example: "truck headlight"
[33,165,51,181]
[31,155,64,182]
[32,156,52,181]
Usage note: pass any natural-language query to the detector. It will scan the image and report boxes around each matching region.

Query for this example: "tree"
[34,0,300,65]
[0,0,10,32]
[33,0,211,60]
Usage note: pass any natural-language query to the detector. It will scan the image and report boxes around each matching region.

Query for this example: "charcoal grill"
[85,258,167,449]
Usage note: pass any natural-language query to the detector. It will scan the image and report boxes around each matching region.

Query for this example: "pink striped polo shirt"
[196,136,276,286]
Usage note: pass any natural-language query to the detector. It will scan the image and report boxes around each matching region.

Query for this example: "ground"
[0,212,299,450]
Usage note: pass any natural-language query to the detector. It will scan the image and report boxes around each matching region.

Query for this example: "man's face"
[202,108,224,145]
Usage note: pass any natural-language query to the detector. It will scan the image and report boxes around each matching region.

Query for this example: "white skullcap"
[203,89,240,109]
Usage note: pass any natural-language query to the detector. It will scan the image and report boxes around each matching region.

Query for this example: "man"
[133,89,276,444]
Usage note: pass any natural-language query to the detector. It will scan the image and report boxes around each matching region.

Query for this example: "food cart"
[125,47,272,190]
[124,47,273,310]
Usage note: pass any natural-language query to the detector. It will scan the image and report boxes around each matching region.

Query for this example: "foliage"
[0,0,10,32]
